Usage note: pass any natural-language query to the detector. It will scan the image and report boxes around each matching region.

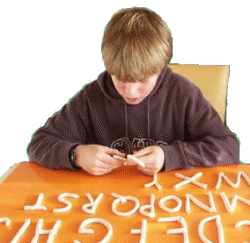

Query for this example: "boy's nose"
[124,83,140,97]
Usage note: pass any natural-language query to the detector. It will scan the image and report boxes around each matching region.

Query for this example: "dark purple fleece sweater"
[27,65,240,171]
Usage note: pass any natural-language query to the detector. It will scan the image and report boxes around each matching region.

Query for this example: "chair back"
[169,64,230,124]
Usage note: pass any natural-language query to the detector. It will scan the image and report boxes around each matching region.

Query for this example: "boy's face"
[111,74,159,105]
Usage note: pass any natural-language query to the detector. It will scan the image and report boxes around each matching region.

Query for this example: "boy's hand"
[75,145,126,176]
[125,146,165,175]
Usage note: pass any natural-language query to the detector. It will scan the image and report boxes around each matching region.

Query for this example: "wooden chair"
[169,64,230,124]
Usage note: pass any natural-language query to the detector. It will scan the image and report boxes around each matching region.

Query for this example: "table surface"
[0,162,250,243]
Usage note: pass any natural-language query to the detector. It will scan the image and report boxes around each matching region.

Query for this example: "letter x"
[173,172,207,190]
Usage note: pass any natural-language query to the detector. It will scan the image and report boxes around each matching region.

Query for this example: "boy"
[27,7,240,176]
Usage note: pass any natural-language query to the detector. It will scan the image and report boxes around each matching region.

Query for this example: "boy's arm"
[27,99,87,170]
[160,86,240,171]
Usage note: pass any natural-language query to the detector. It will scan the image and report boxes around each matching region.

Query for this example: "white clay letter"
[198,215,225,243]
[10,218,31,243]
[158,216,189,243]
[130,219,147,243]
[31,219,61,243]
[235,220,250,228]
[159,195,182,213]
[139,194,155,218]
[220,192,250,213]
[215,171,250,189]
[235,220,250,243]
[144,173,162,190]
[82,193,104,214]
[24,193,47,211]
[0,217,11,227]
[74,218,113,243]
[174,172,207,190]
[53,193,80,213]
[186,192,216,213]
[111,193,140,216]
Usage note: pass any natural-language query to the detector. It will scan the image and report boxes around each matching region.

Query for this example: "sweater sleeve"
[27,93,88,170]
[160,85,240,171]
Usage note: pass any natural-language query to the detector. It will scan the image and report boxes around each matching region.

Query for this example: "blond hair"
[101,7,172,82]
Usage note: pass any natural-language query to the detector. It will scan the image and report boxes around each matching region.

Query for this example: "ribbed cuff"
[68,144,82,170]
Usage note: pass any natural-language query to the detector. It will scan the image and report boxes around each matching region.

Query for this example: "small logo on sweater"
[111,138,168,154]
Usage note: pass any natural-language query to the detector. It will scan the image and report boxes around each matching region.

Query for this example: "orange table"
[0,162,250,242]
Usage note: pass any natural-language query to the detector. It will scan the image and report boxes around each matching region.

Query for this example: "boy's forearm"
[27,132,81,170]
[27,98,89,170]
[160,133,240,172]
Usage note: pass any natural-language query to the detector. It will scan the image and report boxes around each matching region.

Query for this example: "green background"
[0,0,250,177]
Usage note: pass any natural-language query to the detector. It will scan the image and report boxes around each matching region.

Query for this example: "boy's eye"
[117,77,147,83]
[140,78,148,83]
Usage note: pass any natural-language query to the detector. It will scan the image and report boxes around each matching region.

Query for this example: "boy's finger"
[133,146,152,157]
[123,160,137,166]
[92,168,112,176]
[100,153,123,168]
[106,147,126,157]
[95,158,118,170]
[139,167,156,176]
[113,155,127,161]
